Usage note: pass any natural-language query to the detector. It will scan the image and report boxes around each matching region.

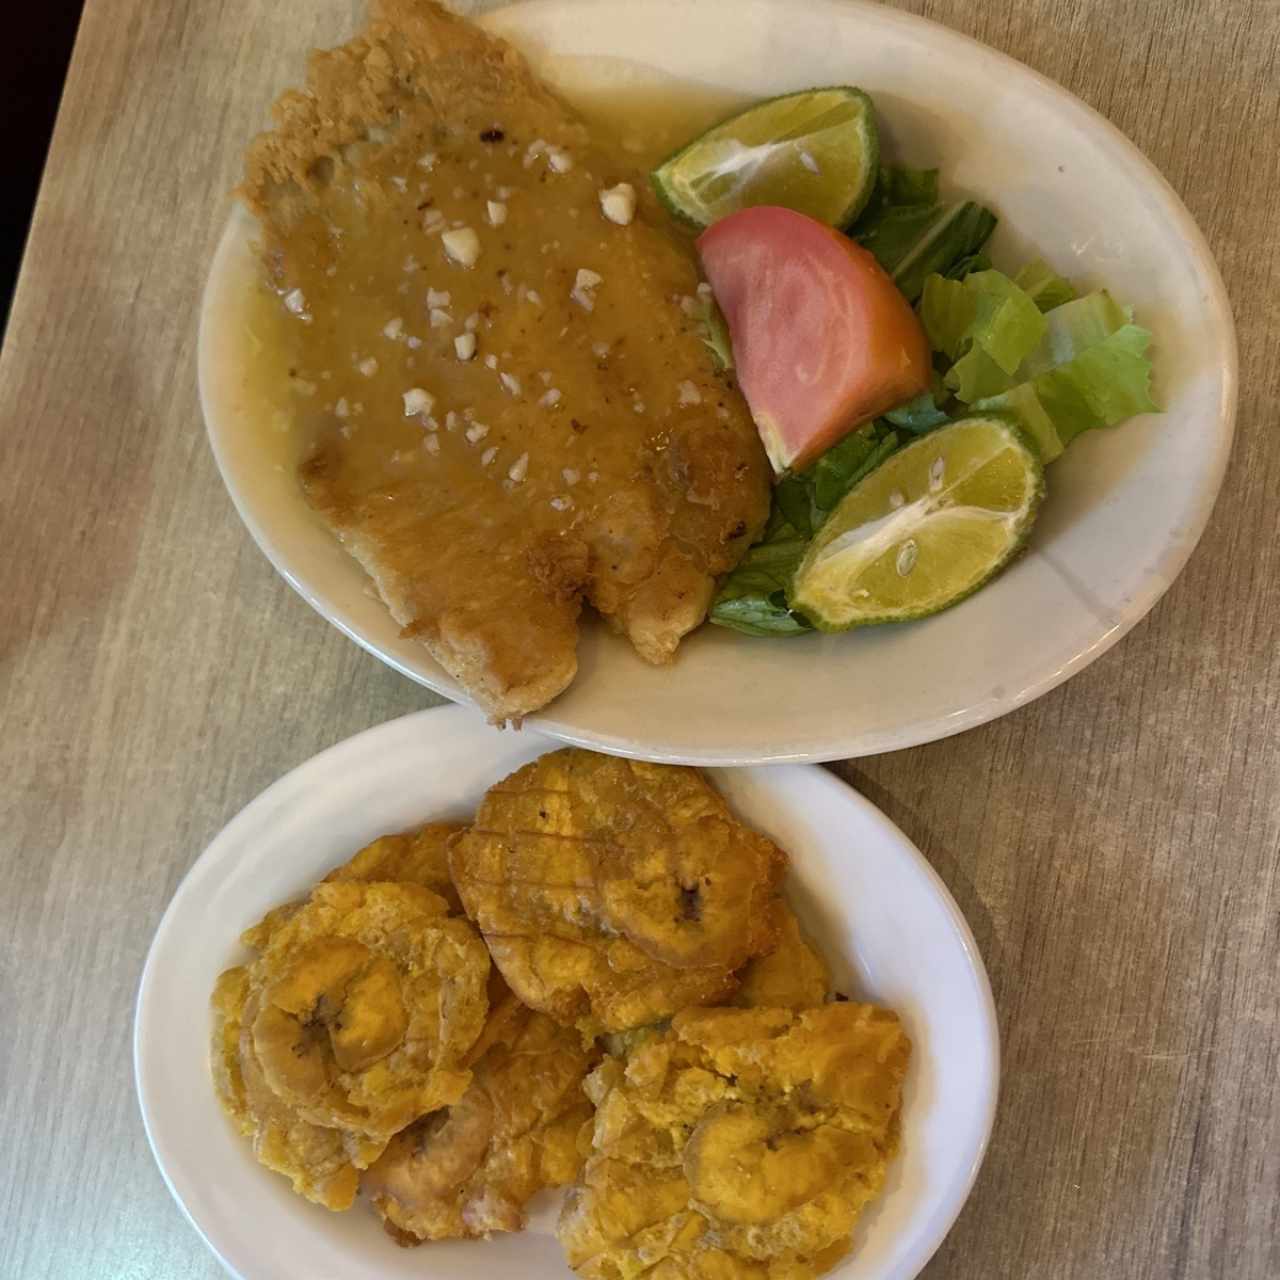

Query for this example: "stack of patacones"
[211,748,911,1278]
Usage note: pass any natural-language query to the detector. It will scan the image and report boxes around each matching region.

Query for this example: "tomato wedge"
[698,205,930,473]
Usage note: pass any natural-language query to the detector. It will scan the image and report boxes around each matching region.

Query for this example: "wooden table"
[3,1,1276,1276]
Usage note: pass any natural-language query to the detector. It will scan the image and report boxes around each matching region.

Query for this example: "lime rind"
[651,86,879,229]
[791,415,1045,631]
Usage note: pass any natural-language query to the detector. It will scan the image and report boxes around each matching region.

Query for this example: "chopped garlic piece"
[442,227,480,267]
[486,200,508,226]
[466,423,490,444]
[455,333,477,361]
[429,308,452,328]
[424,433,440,455]
[283,288,308,317]
[402,388,435,416]
[539,388,562,408]
[358,357,378,377]
[481,446,498,466]
[382,317,404,340]
[426,288,451,307]
[599,182,636,226]
[548,148,574,173]
[677,380,702,406]
[500,372,522,396]
[571,267,603,311]
[508,452,529,483]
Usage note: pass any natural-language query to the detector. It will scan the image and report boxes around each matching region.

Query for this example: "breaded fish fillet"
[240,0,770,720]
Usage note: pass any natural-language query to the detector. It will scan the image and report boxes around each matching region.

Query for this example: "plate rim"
[197,0,1238,766]
[133,703,1000,1280]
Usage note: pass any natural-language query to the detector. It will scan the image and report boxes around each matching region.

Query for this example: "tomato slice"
[698,205,930,474]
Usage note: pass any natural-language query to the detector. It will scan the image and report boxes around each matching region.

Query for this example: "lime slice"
[791,416,1044,630]
[652,87,878,229]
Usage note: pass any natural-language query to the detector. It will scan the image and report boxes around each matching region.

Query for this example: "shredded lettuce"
[850,167,997,302]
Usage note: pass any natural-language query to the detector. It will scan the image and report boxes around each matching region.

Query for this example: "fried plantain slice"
[211,967,380,1210]
[240,821,470,953]
[450,749,785,1034]
[362,993,598,1242]
[558,1004,909,1280]
[731,904,830,1011]
[324,822,466,914]
[248,880,490,1138]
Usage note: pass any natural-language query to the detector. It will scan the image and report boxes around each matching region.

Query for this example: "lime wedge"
[791,417,1044,630]
[652,87,878,229]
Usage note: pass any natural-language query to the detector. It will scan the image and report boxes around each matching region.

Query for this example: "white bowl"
[134,704,998,1280]
[199,0,1235,765]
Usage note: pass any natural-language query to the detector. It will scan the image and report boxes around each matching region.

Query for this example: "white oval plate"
[199,0,1235,765]
[135,704,997,1280]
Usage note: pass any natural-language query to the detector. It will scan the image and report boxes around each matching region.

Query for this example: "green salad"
[653,89,1159,636]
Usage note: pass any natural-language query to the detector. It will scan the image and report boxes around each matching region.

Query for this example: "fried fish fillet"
[449,748,785,1035]
[362,992,597,1243]
[240,0,770,721]
[558,1005,910,1280]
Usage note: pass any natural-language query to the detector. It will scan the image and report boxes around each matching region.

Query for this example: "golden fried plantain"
[731,904,830,1011]
[449,750,785,1034]
[558,1004,909,1280]
[248,880,490,1138]
[324,822,466,914]
[362,993,598,1242]
[240,822,470,952]
[211,967,380,1210]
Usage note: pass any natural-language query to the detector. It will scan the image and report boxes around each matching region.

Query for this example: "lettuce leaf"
[708,509,812,636]
[1020,289,1130,377]
[884,390,950,434]
[850,167,997,302]
[920,270,1047,402]
[920,267,1157,462]
[977,323,1157,459]
[775,422,900,536]
[710,424,902,634]
[1014,259,1077,311]
[698,292,734,371]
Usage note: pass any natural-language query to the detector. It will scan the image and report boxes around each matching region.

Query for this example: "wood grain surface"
[1,1,1276,1277]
